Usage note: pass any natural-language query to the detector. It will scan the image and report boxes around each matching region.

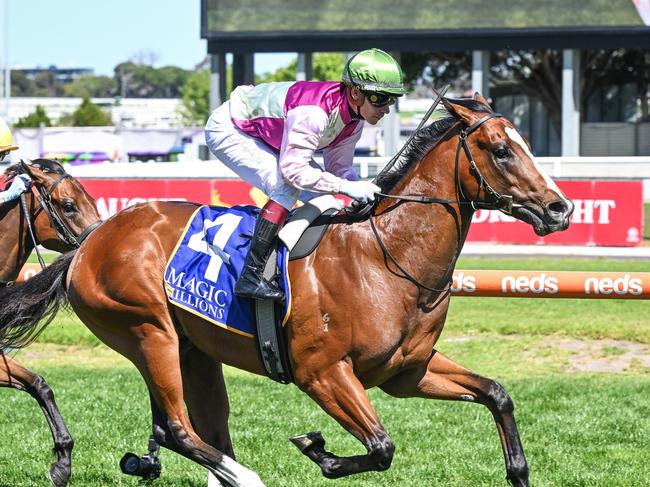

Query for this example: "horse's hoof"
[289,431,325,453]
[48,462,71,487]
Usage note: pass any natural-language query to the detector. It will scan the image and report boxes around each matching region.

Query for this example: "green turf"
[1,352,648,487]
[2,255,647,486]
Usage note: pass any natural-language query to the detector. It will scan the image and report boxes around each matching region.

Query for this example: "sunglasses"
[361,90,396,107]
[0,151,9,162]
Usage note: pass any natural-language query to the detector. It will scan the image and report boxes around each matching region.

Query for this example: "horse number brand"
[322,313,330,332]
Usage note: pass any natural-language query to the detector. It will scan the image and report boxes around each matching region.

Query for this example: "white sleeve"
[322,122,363,181]
[279,105,346,194]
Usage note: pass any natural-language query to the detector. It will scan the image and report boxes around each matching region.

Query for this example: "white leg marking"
[212,455,266,487]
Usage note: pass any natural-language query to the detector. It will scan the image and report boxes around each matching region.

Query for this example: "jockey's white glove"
[0,174,30,203]
[339,180,381,204]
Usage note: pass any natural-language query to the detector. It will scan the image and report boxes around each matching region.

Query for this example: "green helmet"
[341,48,407,96]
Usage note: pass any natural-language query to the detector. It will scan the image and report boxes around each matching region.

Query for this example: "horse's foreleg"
[179,337,234,458]
[292,360,395,479]
[0,353,73,487]
[380,350,529,487]
[127,324,264,487]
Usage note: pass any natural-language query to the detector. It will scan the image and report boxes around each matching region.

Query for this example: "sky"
[3,0,293,76]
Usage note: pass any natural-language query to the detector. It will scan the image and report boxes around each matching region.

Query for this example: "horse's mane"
[376,98,493,194]
[4,158,67,177]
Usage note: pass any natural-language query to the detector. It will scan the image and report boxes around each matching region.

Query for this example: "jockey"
[0,118,30,204]
[205,48,407,301]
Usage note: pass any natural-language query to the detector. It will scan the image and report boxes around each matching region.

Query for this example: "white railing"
[55,156,650,180]
[51,155,650,200]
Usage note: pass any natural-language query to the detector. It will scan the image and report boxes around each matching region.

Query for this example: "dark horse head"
[3,158,100,254]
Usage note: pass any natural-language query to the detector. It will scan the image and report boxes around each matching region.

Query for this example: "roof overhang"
[206,26,650,53]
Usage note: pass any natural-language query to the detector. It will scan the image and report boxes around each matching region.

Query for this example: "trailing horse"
[0,96,573,487]
[0,158,100,487]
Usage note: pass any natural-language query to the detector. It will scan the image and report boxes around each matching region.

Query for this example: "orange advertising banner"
[16,264,650,300]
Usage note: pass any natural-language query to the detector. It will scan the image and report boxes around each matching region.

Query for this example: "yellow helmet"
[0,118,18,152]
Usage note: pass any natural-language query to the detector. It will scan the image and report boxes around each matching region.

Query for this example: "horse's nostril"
[548,200,572,216]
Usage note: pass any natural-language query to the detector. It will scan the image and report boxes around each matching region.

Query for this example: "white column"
[382,52,401,157]
[296,52,312,81]
[209,53,227,161]
[382,105,400,157]
[471,50,490,98]
[561,49,581,156]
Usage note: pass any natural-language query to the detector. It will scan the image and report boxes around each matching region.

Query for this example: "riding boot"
[234,216,285,301]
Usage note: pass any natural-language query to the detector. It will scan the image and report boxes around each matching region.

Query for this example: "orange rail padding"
[16,265,650,299]
[452,269,650,299]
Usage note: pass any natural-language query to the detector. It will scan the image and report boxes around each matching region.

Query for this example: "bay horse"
[0,95,573,487]
[0,159,100,487]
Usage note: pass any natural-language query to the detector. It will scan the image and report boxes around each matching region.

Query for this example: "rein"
[10,161,101,276]
[20,161,101,249]
[369,111,522,294]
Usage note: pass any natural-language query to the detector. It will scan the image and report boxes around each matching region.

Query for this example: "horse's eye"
[62,201,76,213]
[493,147,509,160]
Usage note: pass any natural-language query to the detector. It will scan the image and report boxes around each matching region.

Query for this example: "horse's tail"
[0,250,76,350]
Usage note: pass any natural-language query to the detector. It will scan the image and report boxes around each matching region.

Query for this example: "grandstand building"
[201,0,650,157]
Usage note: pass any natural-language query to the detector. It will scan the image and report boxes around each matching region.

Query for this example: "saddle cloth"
[164,205,291,337]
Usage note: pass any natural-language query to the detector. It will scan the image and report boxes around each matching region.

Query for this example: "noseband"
[18,161,101,267]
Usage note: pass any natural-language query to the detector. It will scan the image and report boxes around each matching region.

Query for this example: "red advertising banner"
[79,178,643,247]
[466,180,643,246]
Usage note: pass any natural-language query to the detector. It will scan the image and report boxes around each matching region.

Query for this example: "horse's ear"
[473,92,491,108]
[444,99,486,126]
[442,98,459,118]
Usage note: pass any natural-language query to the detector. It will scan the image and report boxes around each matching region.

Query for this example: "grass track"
[1,350,649,487]
[2,256,648,486]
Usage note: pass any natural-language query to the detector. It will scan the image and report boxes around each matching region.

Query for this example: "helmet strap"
[346,86,365,121]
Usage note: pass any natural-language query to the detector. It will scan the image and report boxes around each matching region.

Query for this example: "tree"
[403,48,650,135]
[14,105,52,128]
[180,70,210,125]
[68,98,113,126]
[312,53,346,81]
[32,71,64,97]
[114,62,190,98]
[256,53,346,84]
[64,75,117,98]
[10,71,34,97]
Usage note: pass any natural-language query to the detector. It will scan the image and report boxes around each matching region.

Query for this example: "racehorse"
[0,159,100,487]
[0,95,573,487]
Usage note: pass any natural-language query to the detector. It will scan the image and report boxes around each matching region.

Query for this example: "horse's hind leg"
[179,337,234,458]
[0,353,73,487]
[124,323,264,487]
[291,360,395,478]
[380,350,529,487]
